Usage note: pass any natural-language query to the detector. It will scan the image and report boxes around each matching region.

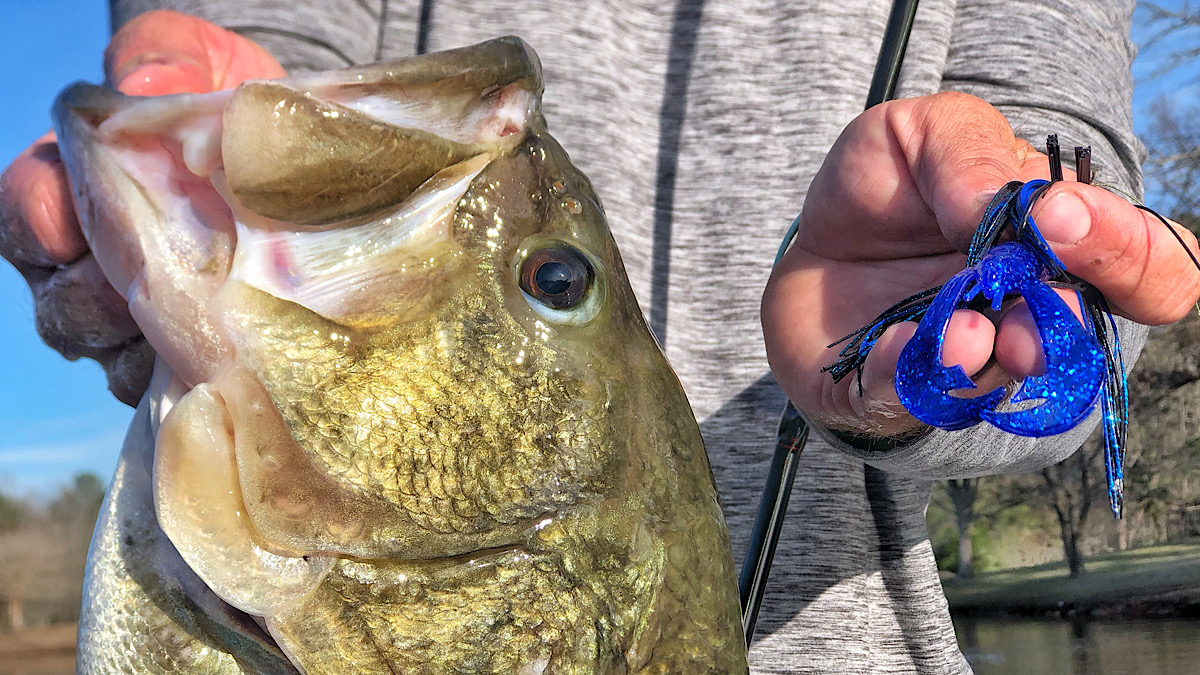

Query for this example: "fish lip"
[423,542,532,568]
[282,35,544,99]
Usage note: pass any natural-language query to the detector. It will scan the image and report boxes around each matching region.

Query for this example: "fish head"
[55,37,746,673]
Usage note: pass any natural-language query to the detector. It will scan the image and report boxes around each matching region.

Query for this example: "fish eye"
[519,247,593,309]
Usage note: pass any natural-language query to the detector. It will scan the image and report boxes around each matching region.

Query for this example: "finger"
[994,289,1085,379]
[105,10,286,96]
[97,337,156,406]
[858,310,996,401]
[845,321,918,436]
[31,254,142,359]
[1032,182,1200,325]
[0,133,84,270]
[846,309,993,436]
[939,309,996,376]
[857,322,913,408]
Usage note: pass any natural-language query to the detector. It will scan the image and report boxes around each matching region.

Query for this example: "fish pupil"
[536,262,573,296]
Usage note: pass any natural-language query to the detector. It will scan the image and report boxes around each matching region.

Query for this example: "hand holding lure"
[826,136,1198,518]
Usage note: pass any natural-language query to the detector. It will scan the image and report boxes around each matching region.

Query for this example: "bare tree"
[1143,98,1200,227]
[1138,1,1200,225]
[1138,2,1200,84]
[1038,440,1106,578]
[48,473,107,608]
[0,527,65,630]
[1122,316,1200,547]
[946,479,980,578]
[0,493,22,533]
[0,474,106,631]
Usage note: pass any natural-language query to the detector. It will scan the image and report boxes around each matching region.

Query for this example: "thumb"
[1031,182,1200,325]
[104,10,286,96]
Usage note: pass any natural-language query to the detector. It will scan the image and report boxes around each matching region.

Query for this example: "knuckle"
[0,168,35,265]
[1148,280,1200,326]
[33,311,83,361]
[31,260,141,357]
[0,143,80,268]
[927,91,989,118]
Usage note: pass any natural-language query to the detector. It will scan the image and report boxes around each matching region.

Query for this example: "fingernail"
[1037,192,1092,245]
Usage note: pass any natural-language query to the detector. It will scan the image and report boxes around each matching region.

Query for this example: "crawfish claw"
[980,282,1105,436]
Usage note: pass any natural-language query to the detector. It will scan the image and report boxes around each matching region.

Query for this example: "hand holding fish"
[0,10,283,405]
[761,91,1200,439]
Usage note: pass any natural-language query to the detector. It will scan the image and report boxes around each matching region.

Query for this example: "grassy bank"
[944,543,1200,617]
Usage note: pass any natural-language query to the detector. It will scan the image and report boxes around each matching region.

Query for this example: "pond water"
[956,616,1200,675]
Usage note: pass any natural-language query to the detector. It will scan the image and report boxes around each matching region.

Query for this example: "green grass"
[943,543,1200,614]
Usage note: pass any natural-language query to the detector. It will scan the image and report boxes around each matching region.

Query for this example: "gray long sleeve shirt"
[110,0,1146,671]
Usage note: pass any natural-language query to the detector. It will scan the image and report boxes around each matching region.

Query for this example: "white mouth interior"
[226,153,491,325]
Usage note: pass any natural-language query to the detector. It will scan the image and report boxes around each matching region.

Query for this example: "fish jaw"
[52,84,236,387]
[79,394,299,675]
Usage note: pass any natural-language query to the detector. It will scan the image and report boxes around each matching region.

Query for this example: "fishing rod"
[738,0,921,647]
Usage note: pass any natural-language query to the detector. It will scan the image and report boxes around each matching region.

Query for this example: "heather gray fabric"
[108,1,1145,672]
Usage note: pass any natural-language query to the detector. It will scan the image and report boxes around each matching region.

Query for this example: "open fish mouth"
[54,37,540,341]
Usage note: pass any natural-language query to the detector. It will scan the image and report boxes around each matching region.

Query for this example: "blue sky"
[0,0,125,497]
[0,1,1196,496]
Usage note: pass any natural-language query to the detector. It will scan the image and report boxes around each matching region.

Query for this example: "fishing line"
[1138,204,1200,274]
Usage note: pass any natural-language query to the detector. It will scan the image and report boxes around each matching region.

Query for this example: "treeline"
[0,474,105,631]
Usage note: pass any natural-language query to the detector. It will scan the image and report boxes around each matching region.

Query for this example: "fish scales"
[232,290,607,542]
[52,37,747,673]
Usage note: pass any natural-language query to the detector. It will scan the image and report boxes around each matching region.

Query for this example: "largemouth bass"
[53,37,747,673]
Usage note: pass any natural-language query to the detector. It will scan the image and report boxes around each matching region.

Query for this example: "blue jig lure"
[826,139,1136,516]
